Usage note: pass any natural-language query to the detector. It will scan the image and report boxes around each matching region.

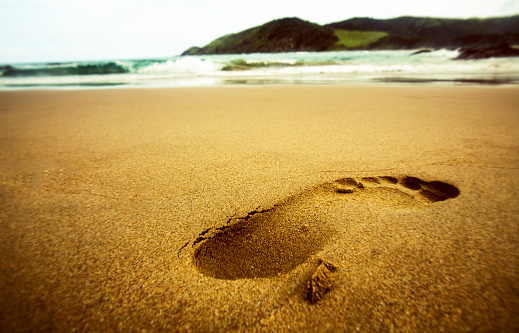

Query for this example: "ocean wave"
[1,50,518,89]
[1,62,130,77]
[137,57,221,75]
[220,59,307,71]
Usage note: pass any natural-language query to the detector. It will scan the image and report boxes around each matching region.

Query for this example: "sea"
[1,49,519,89]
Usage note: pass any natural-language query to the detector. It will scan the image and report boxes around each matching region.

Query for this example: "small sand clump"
[307,260,338,304]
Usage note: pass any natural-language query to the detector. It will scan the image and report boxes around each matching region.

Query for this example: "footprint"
[190,175,459,280]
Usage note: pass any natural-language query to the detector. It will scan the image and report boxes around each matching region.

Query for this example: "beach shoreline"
[2,49,519,90]
[1,85,518,332]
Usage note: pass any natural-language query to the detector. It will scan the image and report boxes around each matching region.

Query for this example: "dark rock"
[454,43,519,60]
[410,48,433,55]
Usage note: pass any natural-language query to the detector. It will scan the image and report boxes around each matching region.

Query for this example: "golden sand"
[1,85,518,331]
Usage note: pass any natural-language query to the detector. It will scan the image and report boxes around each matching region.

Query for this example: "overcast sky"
[1,0,518,64]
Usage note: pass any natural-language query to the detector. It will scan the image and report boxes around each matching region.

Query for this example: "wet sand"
[1,85,518,332]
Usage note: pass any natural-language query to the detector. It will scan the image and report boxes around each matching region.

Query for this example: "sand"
[0,85,518,332]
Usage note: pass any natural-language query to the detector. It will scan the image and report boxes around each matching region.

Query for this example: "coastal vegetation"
[182,15,519,55]
[327,16,519,49]
[183,18,338,55]
[333,30,388,49]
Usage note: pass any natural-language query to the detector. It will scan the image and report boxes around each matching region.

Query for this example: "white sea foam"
[137,57,222,75]
[1,50,519,89]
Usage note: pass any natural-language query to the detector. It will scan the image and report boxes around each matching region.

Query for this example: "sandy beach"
[1,85,518,332]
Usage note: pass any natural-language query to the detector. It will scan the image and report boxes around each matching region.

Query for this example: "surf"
[1,50,519,89]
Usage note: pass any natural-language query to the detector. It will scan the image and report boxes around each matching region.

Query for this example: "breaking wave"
[1,62,130,77]
[1,49,519,88]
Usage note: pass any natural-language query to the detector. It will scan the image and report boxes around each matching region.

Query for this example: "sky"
[1,0,518,64]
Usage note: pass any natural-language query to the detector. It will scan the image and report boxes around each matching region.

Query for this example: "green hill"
[182,15,519,55]
[326,16,519,49]
[182,18,339,55]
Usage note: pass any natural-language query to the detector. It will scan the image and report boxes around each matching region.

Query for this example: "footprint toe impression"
[192,176,459,280]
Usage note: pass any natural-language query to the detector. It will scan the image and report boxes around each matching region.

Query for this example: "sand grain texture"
[0,86,518,332]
